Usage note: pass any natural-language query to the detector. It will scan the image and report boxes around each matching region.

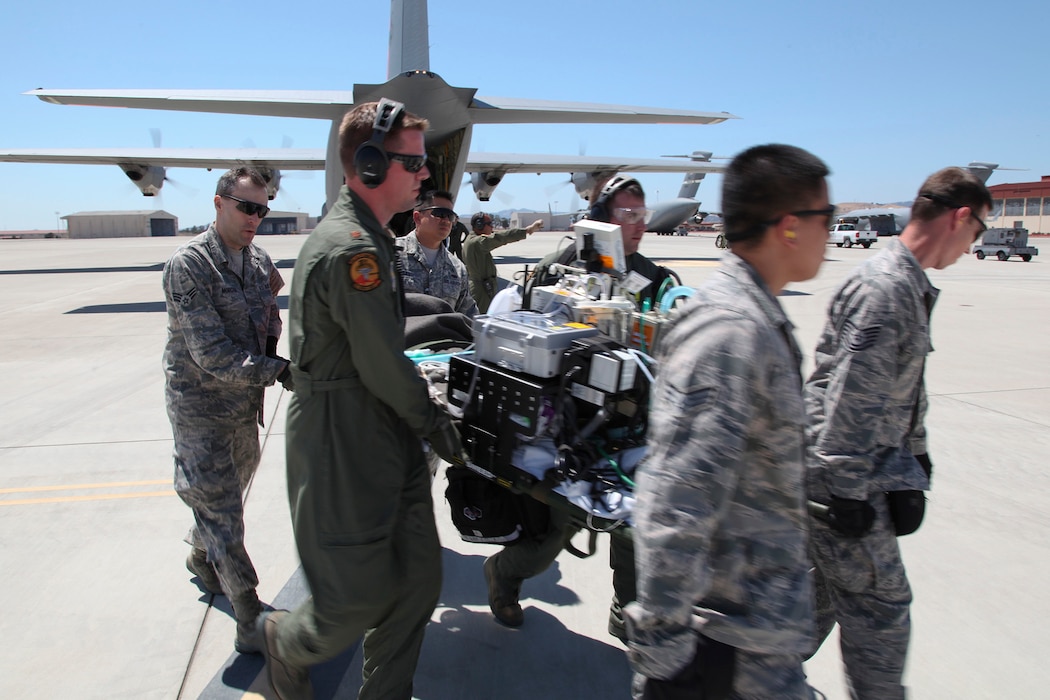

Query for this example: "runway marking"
[0,479,174,506]
[0,479,169,494]
[1,491,175,506]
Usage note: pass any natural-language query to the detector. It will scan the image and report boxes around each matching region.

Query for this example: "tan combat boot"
[483,555,524,627]
[185,548,222,595]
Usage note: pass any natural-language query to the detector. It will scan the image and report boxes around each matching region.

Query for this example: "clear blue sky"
[1,0,1046,231]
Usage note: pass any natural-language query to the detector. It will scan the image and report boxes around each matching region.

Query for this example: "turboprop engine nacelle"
[256,167,282,200]
[119,163,166,196]
[471,171,504,201]
[571,170,616,200]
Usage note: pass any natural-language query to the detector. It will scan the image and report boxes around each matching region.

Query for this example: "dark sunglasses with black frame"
[920,192,988,240]
[387,151,427,173]
[764,205,837,231]
[221,194,270,218]
[788,205,837,230]
[419,206,458,222]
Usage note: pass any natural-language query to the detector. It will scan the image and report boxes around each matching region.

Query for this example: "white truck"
[972,227,1039,262]
[829,223,877,248]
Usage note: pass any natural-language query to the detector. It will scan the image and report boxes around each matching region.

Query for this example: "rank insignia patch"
[349,252,382,291]
[172,288,198,306]
[843,320,881,352]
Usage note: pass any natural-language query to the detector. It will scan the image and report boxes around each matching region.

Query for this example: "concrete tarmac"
[0,230,1047,699]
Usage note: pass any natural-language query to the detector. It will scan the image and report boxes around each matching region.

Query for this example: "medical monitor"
[572,219,626,274]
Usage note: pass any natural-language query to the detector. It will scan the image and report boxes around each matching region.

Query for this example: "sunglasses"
[221,194,270,218]
[920,192,988,240]
[612,206,652,225]
[387,151,427,173]
[787,205,837,230]
[420,206,458,222]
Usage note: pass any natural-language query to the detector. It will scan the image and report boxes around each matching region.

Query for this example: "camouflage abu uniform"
[395,230,478,317]
[625,253,815,699]
[805,238,936,699]
[162,224,286,596]
[274,186,454,698]
[461,227,527,313]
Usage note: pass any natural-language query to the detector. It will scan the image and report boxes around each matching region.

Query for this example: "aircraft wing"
[0,148,326,170]
[26,89,739,125]
[468,97,737,125]
[0,148,722,175]
[466,153,725,174]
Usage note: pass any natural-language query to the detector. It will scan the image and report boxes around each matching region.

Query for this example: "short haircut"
[910,167,992,223]
[337,101,429,175]
[721,144,830,243]
[215,167,268,196]
[415,189,454,211]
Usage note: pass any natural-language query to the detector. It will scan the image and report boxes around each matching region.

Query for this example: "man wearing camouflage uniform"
[162,167,291,654]
[256,100,465,700]
[396,189,478,317]
[805,167,991,699]
[462,212,543,313]
[626,144,832,699]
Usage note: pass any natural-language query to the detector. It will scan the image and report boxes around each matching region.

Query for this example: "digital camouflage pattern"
[804,237,937,700]
[626,253,814,696]
[805,237,935,501]
[162,224,286,596]
[395,230,478,317]
[162,225,286,427]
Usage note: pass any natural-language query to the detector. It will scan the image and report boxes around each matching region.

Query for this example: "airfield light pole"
[55,211,60,235]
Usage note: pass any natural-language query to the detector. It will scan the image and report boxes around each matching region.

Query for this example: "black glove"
[266,336,279,358]
[275,361,294,392]
[425,420,466,466]
[640,634,736,700]
[915,453,933,480]
[826,496,876,537]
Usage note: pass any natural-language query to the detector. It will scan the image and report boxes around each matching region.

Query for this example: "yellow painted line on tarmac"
[0,479,169,494]
[1,490,175,506]
[0,479,174,506]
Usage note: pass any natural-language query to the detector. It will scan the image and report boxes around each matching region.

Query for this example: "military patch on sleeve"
[348,252,382,291]
[842,319,881,352]
[172,288,198,306]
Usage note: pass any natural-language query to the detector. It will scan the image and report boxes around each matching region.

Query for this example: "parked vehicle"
[829,223,877,249]
[972,227,1039,262]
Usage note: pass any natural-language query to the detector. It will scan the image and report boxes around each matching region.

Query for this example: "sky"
[1,0,1047,231]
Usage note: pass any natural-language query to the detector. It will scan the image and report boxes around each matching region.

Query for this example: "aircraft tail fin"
[964,161,1027,184]
[678,172,708,199]
[388,0,430,78]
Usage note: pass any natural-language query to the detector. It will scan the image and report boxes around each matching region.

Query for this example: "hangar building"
[986,176,1050,234]
[62,210,178,238]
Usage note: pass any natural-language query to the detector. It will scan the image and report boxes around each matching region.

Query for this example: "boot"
[483,555,524,627]
[185,548,222,595]
[231,589,264,654]
[607,597,628,644]
[259,610,313,699]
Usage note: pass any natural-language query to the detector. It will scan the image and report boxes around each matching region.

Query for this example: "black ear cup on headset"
[589,174,638,222]
[354,98,405,188]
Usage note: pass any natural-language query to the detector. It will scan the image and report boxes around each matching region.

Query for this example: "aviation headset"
[354,98,406,188]
[589,174,641,222]
[470,212,492,232]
